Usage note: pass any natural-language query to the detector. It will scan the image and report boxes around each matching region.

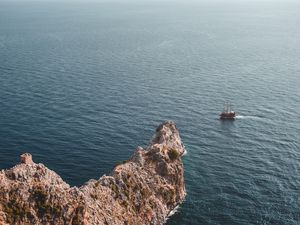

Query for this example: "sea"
[0,0,300,224]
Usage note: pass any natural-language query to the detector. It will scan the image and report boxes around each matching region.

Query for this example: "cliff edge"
[0,121,186,225]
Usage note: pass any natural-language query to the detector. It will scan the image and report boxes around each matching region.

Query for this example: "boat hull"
[219,112,236,120]
[219,116,235,120]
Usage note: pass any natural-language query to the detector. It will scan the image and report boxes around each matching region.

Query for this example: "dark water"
[1,0,300,224]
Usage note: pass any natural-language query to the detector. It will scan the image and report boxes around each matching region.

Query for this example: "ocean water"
[1,0,300,224]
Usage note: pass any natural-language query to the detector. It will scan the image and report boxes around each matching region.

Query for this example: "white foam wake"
[236,115,263,120]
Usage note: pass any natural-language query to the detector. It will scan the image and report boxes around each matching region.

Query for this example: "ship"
[219,102,236,120]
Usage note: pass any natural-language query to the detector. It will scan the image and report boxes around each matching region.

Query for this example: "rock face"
[0,121,186,225]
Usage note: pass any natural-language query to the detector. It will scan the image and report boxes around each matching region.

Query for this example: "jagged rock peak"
[0,121,186,225]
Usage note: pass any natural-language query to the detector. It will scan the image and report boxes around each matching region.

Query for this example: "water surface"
[0,1,300,224]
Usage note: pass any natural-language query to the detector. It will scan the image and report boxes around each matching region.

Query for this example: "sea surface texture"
[0,0,300,224]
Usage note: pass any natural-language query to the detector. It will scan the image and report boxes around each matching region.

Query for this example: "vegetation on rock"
[168,148,180,161]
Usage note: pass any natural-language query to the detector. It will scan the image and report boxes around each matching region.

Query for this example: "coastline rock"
[0,121,186,225]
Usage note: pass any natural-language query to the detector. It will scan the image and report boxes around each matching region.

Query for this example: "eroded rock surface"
[0,121,186,225]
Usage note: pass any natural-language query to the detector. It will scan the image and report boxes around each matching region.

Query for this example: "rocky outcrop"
[0,121,186,225]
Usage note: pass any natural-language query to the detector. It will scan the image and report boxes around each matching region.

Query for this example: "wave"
[182,145,188,156]
[167,205,180,220]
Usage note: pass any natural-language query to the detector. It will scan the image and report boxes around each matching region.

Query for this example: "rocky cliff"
[0,121,186,225]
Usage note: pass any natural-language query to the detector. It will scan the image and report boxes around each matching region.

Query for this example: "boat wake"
[235,115,264,120]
